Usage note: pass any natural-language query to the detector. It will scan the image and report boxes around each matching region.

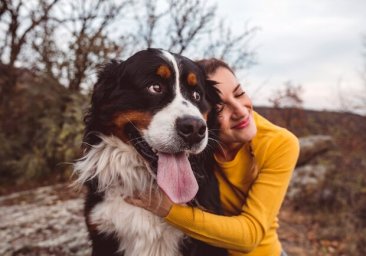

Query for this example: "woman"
[126,58,299,256]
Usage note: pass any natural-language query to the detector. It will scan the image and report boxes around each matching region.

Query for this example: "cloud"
[214,0,366,111]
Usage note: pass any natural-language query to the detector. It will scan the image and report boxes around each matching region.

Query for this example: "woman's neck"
[216,142,244,161]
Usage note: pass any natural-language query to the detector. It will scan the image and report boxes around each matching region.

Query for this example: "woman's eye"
[147,84,163,94]
[234,91,245,98]
[192,91,201,101]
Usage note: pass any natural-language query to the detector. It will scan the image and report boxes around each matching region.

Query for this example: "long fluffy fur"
[74,135,155,195]
[74,49,227,256]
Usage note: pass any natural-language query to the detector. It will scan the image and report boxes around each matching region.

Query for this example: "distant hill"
[255,106,366,148]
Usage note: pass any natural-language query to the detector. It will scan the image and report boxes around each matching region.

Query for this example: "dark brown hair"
[197,58,259,190]
[195,58,235,77]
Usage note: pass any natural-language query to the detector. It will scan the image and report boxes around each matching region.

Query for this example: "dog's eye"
[147,84,163,94]
[192,91,201,102]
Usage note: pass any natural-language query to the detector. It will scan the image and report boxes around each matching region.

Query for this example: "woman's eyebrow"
[233,84,241,93]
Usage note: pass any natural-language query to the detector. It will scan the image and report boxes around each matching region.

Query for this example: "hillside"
[255,107,366,255]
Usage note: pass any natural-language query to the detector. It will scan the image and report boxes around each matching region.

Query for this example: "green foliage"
[0,70,88,186]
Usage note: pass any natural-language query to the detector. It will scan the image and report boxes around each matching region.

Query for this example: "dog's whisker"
[124,117,144,133]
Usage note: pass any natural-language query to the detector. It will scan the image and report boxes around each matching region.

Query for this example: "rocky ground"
[0,135,335,256]
[0,183,314,256]
[0,185,90,256]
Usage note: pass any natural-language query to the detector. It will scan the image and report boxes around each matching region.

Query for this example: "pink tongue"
[157,152,198,204]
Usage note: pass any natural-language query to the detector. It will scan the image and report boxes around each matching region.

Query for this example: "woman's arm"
[126,130,299,252]
[165,130,299,252]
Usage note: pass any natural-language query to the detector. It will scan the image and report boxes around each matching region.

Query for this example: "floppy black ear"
[91,59,126,107]
[83,59,126,147]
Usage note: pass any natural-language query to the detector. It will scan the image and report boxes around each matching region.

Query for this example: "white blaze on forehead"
[159,50,195,105]
[160,50,180,95]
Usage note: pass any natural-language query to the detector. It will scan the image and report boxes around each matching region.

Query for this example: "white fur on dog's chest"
[90,191,183,256]
[74,136,184,256]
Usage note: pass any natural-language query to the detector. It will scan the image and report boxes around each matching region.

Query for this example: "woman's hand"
[125,189,174,218]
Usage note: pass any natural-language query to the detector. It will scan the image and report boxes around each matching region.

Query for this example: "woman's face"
[209,67,257,145]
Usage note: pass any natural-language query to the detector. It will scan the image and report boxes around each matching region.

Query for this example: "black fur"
[80,48,227,256]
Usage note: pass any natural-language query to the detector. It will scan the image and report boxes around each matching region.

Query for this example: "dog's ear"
[83,60,126,147]
[91,59,126,106]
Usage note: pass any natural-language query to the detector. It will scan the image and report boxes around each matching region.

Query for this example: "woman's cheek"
[243,95,253,109]
[217,115,227,129]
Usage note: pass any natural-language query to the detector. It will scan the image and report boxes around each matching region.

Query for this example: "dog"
[74,48,227,256]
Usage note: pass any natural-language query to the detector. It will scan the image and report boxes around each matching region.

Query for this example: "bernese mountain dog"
[74,48,227,256]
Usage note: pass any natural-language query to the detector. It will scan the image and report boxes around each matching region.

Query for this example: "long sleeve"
[165,117,300,255]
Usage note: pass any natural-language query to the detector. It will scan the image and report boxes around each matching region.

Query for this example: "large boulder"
[287,164,328,200]
[287,135,335,201]
[297,135,334,166]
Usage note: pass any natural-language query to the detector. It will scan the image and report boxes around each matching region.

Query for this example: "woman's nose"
[231,101,247,119]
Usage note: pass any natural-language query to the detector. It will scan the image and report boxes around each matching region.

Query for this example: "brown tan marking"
[156,65,171,79]
[112,111,152,143]
[203,112,208,121]
[187,72,197,86]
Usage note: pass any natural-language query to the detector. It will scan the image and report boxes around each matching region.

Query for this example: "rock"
[297,135,334,166]
[287,164,328,200]
[286,135,334,200]
[0,184,90,256]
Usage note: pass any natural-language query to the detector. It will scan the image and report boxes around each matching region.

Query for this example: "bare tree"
[166,0,215,54]
[268,81,305,129]
[336,36,366,115]
[1,0,256,93]
[30,18,61,82]
[129,0,215,54]
[0,0,7,20]
[53,0,132,91]
[130,0,256,70]
[202,21,258,71]
[269,81,304,109]
[133,0,166,49]
[0,0,59,67]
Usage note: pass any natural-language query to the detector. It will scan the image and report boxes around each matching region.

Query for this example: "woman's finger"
[125,197,146,208]
[124,191,173,218]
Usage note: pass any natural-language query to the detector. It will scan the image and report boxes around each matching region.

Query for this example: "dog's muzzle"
[176,115,207,146]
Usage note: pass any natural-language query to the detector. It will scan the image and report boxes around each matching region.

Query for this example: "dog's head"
[84,48,220,203]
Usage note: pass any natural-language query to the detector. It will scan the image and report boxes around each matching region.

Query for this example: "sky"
[213,0,366,112]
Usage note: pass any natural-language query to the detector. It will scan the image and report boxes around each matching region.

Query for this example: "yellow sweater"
[165,112,300,256]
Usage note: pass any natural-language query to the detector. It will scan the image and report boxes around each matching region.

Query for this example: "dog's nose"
[176,116,207,145]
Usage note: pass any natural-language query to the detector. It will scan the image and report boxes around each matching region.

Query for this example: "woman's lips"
[232,117,250,129]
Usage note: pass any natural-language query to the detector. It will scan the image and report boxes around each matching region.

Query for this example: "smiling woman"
[127,58,300,256]
[210,67,258,160]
